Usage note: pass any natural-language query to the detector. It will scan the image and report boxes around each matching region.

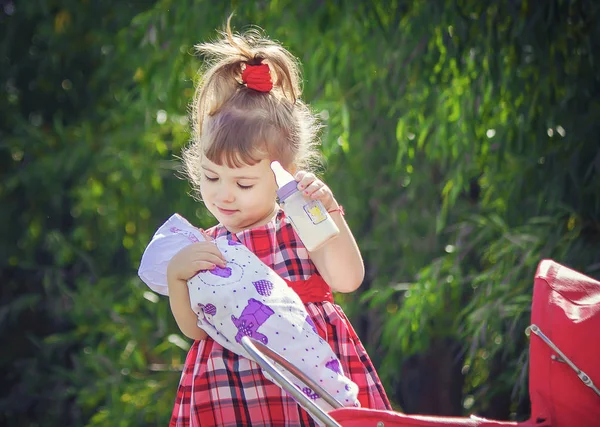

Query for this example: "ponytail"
[192,15,302,136]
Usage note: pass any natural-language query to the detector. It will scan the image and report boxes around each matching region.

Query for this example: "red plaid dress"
[169,209,391,426]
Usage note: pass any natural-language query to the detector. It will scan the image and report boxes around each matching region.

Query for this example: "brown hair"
[182,16,321,196]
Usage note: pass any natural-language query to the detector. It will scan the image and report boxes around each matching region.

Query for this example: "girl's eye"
[238,184,253,190]
[204,175,218,182]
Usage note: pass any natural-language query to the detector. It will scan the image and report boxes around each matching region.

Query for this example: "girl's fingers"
[302,180,324,197]
[199,252,227,267]
[296,172,316,190]
[310,187,328,199]
[190,243,226,265]
[192,260,220,272]
[192,248,228,266]
[294,170,307,182]
[194,241,224,256]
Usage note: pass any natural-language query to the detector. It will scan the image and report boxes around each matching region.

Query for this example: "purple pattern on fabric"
[169,226,200,243]
[227,239,241,246]
[326,359,342,375]
[197,303,230,343]
[253,280,274,296]
[293,383,321,401]
[231,298,274,344]
[197,303,215,327]
[305,315,318,334]
[203,303,217,316]
[210,265,232,278]
[302,386,320,400]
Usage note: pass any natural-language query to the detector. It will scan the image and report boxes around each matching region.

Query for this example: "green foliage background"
[1,0,599,425]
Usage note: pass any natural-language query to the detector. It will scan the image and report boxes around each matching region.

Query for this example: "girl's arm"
[167,273,208,340]
[166,241,226,340]
[308,206,365,293]
[292,171,365,293]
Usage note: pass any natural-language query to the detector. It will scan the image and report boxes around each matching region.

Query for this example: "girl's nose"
[217,184,235,203]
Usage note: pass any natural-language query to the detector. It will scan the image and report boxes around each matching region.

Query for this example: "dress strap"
[283,274,334,304]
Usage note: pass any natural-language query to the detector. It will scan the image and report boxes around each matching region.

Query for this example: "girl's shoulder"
[208,208,291,240]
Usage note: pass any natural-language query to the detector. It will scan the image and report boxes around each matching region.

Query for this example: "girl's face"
[199,157,279,233]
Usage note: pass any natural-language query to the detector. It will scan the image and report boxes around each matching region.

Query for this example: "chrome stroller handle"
[530,324,600,397]
[240,336,343,427]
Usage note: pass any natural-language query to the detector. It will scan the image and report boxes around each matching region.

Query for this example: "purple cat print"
[231,298,275,344]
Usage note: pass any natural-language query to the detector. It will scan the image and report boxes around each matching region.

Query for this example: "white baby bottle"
[270,161,340,251]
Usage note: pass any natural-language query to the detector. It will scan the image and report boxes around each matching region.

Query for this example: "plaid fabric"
[169,209,391,427]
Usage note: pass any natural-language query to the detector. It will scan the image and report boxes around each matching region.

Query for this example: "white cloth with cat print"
[138,213,360,413]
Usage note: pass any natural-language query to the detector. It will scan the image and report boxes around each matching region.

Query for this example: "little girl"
[165,20,391,426]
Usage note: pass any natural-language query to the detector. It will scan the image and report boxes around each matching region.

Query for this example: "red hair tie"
[241,63,273,92]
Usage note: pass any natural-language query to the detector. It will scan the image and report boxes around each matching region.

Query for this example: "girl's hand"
[167,238,227,282]
[294,171,339,211]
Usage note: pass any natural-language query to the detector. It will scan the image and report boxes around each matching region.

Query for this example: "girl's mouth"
[217,207,238,215]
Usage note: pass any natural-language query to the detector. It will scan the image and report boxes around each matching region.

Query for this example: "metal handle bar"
[530,324,600,397]
[240,336,343,427]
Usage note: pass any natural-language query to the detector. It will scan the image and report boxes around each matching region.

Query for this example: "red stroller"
[241,259,600,427]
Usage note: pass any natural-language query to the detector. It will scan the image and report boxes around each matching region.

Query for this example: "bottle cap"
[270,161,299,201]
[277,180,299,201]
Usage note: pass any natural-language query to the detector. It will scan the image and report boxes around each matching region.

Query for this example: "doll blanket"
[138,213,360,413]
